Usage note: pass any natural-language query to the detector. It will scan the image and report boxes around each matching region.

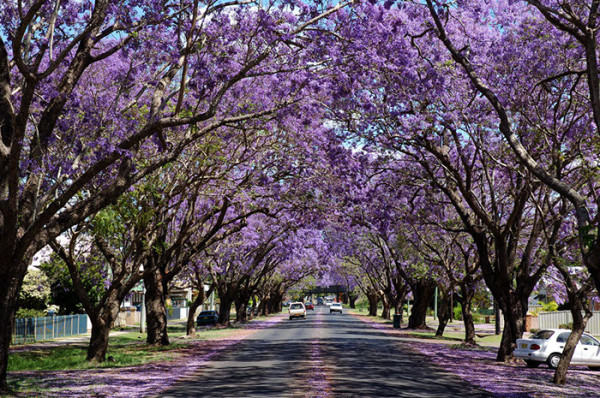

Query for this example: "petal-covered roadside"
[355,314,600,398]
[8,316,284,397]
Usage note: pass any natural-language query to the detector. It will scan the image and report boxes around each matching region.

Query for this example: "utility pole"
[140,286,146,334]
[433,286,438,320]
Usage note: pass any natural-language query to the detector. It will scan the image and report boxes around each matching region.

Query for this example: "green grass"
[8,313,278,373]
[8,339,185,372]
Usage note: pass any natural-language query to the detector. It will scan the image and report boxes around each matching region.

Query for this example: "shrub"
[558,322,573,329]
[453,306,462,320]
[541,301,559,312]
[15,308,46,319]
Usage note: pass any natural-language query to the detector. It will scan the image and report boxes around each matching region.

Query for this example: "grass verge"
[8,315,278,373]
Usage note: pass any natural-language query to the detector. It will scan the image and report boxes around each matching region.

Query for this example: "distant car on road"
[288,302,306,320]
[317,298,324,305]
[283,301,291,307]
[514,328,600,369]
[305,302,314,310]
[196,310,219,326]
[330,303,343,314]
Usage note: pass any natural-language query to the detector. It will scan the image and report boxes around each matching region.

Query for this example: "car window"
[531,330,555,340]
[556,332,570,343]
[290,304,303,309]
[199,311,212,315]
[580,335,600,346]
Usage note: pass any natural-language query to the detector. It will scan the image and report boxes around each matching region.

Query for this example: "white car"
[330,302,343,314]
[288,302,306,320]
[514,328,600,369]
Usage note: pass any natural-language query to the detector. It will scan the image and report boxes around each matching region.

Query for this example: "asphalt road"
[161,306,493,397]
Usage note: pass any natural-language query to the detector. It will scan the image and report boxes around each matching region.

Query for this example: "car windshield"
[531,330,555,340]
[199,311,215,316]
[290,303,303,309]
[332,303,341,307]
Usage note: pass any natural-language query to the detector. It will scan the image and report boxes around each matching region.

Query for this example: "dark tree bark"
[235,295,250,322]
[435,287,452,337]
[217,287,236,325]
[186,283,214,335]
[408,278,436,329]
[380,294,391,320]
[0,263,27,392]
[348,293,358,309]
[366,291,378,317]
[457,283,476,345]
[552,259,595,385]
[144,269,169,346]
[86,299,121,362]
[495,293,529,362]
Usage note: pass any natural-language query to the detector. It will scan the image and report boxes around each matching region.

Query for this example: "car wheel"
[525,360,540,368]
[289,316,293,320]
[547,353,561,369]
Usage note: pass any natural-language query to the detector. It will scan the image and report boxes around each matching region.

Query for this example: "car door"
[554,332,585,364]
[578,334,600,365]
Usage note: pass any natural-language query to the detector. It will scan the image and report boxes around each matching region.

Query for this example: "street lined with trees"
[3,0,600,394]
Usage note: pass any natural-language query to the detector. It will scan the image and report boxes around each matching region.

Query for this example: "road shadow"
[161,312,493,397]
[160,338,311,397]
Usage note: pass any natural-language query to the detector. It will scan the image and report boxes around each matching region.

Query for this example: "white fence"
[539,311,600,335]
[167,307,189,320]
[114,310,141,328]
[113,307,189,328]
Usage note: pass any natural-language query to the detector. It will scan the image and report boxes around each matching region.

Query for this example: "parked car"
[317,297,324,305]
[288,302,306,320]
[196,310,219,326]
[514,328,600,369]
[330,302,343,314]
[283,301,291,307]
[305,302,314,310]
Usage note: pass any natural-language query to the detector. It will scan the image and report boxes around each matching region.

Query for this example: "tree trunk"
[380,294,391,320]
[349,294,357,309]
[186,288,208,335]
[495,296,528,361]
[87,319,112,362]
[0,263,26,393]
[408,279,435,329]
[553,285,593,385]
[271,293,283,314]
[144,270,169,346]
[218,294,235,325]
[435,290,452,337]
[458,284,476,345]
[86,301,121,362]
[367,291,378,317]
[553,314,589,385]
[235,296,249,322]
